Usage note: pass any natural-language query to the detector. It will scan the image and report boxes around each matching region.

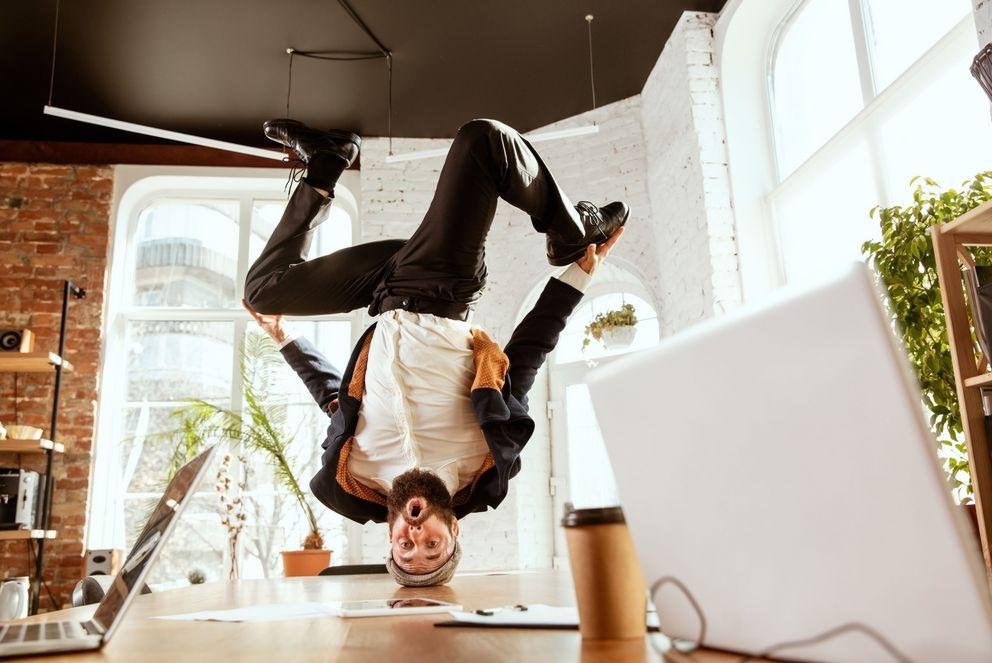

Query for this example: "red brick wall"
[0,163,111,610]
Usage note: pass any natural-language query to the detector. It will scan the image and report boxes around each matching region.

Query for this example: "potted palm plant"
[583,303,638,350]
[170,332,330,577]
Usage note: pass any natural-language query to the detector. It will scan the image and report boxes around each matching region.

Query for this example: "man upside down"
[243,117,628,587]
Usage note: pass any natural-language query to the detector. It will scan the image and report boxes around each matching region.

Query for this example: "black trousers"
[244,119,584,320]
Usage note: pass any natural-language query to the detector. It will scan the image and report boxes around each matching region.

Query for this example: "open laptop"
[0,445,216,658]
[587,263,992,661]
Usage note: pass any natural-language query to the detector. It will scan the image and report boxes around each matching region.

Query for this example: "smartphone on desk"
[333,598,461,618]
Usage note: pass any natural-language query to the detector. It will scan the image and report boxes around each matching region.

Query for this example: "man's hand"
[242,298,288,345]
[575,226,625,275]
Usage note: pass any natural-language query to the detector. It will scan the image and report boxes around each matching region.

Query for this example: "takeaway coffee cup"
[562,505,646,640]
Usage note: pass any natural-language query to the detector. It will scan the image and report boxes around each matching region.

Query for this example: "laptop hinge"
[80,619,104,637]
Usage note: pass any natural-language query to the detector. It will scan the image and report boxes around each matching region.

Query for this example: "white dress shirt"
[340,264,593,498]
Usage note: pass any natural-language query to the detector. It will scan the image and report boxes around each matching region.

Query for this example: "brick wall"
[0,163,111,610]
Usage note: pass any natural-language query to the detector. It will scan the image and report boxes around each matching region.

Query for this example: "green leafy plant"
[862,172,992,502]
[170,333,324,550]
[583,303,638,349]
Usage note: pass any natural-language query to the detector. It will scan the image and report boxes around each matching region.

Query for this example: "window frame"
[88,167,363,561]
[714,0,978,294]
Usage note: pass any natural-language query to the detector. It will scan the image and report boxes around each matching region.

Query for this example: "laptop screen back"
[90,446,216,640]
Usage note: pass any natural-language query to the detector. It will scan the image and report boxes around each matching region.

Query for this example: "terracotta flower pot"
[281,549,332,577]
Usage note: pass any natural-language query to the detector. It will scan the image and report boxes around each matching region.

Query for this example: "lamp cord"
[283,0,393,155]
[649,575,913,663]
[586,14,597,112]
[47,0,61,105]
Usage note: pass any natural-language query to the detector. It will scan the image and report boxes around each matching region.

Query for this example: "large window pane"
[127,494,226,588]
[773,141,879,285]
[865,0,971,91]
[249,200,353,268]
[132,200,239,308]
[565,384,620,509]
[878,50,992,203]
[125,320,234,401]
[772,0,864,175]
[258,321,353,399]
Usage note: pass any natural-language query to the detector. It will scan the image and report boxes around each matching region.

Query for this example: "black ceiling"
[2,1,725,146]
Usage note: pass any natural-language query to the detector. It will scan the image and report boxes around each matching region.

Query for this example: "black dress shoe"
[262,118,362,167]
[546,200,630,266]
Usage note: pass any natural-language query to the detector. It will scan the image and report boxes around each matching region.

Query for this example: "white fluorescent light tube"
[43,105,287,161]
[384,123,599,164]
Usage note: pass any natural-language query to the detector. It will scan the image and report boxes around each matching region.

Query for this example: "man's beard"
[387,468,455,530]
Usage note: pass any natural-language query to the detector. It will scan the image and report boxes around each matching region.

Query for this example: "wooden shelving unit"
[0,530,56,541]
[0,352,72,373]
[932,205,992,584]
[0,439,64,454]
[0,280,85,614]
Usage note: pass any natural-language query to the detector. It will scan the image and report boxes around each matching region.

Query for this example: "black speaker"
[0,330,33,352]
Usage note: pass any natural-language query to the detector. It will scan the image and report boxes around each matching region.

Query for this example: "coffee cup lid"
[561,505,625,527]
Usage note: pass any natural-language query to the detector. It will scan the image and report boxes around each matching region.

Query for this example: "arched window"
[721,0,989,293]
[539,263,660,562]
[90,169,361,584]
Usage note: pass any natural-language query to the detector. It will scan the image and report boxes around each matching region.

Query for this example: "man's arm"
[243,299,342,413]
[504,229,624,404]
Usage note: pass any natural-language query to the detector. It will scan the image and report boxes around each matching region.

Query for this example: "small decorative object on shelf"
[187,568,207,585]
[583,303,638,350]
[0,423,6,440]
[5,425,43,441]
[0,329,34,353]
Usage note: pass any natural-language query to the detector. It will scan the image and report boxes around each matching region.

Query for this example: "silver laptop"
[587,263,992,661]
[0,446,216,658]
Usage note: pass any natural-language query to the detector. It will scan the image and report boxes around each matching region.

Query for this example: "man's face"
[387,469,459,575]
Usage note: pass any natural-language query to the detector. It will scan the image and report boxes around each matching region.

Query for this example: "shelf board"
[0,529,56,541]
[0,439,64,454]
[0,352,73,373]
[943,199,992,235]
[967,373,992,388]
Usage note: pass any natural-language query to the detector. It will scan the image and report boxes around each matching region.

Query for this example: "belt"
[376,295,471,321]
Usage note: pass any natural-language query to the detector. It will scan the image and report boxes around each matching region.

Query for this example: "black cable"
[586,15,597,112]
[27,539,60,611]
[290,49,383,62]
[47,0,61,105]
[334,0,390,57]
[285,50,294,117]
[648,575,913,663]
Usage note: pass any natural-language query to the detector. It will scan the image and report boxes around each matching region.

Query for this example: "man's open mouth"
[406,497,426,521]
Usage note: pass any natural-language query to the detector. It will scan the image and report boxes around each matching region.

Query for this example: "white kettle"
[0,576,30,620]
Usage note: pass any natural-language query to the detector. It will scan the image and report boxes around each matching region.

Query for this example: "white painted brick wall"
[975,0,991,47]
[641,12,741,335]
[352,9,739,570]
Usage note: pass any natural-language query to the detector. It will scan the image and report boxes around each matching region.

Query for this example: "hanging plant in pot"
[170,333,331,578]
[583,303,638,351]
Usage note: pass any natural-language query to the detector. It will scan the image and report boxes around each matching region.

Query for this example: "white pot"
[601,326,637,349]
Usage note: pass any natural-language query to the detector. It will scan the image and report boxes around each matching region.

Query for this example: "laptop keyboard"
[0,620,84,644]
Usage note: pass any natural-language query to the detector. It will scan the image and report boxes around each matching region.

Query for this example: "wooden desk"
[15,571,747,662]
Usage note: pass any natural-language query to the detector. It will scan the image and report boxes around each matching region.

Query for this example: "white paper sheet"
[154,602,338,623]
[445,604,660,629]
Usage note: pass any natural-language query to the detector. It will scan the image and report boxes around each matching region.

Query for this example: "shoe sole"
[262,119,362,149]
[547,206,630,267]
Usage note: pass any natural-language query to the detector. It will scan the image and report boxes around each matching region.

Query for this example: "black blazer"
[281,277,584,524]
